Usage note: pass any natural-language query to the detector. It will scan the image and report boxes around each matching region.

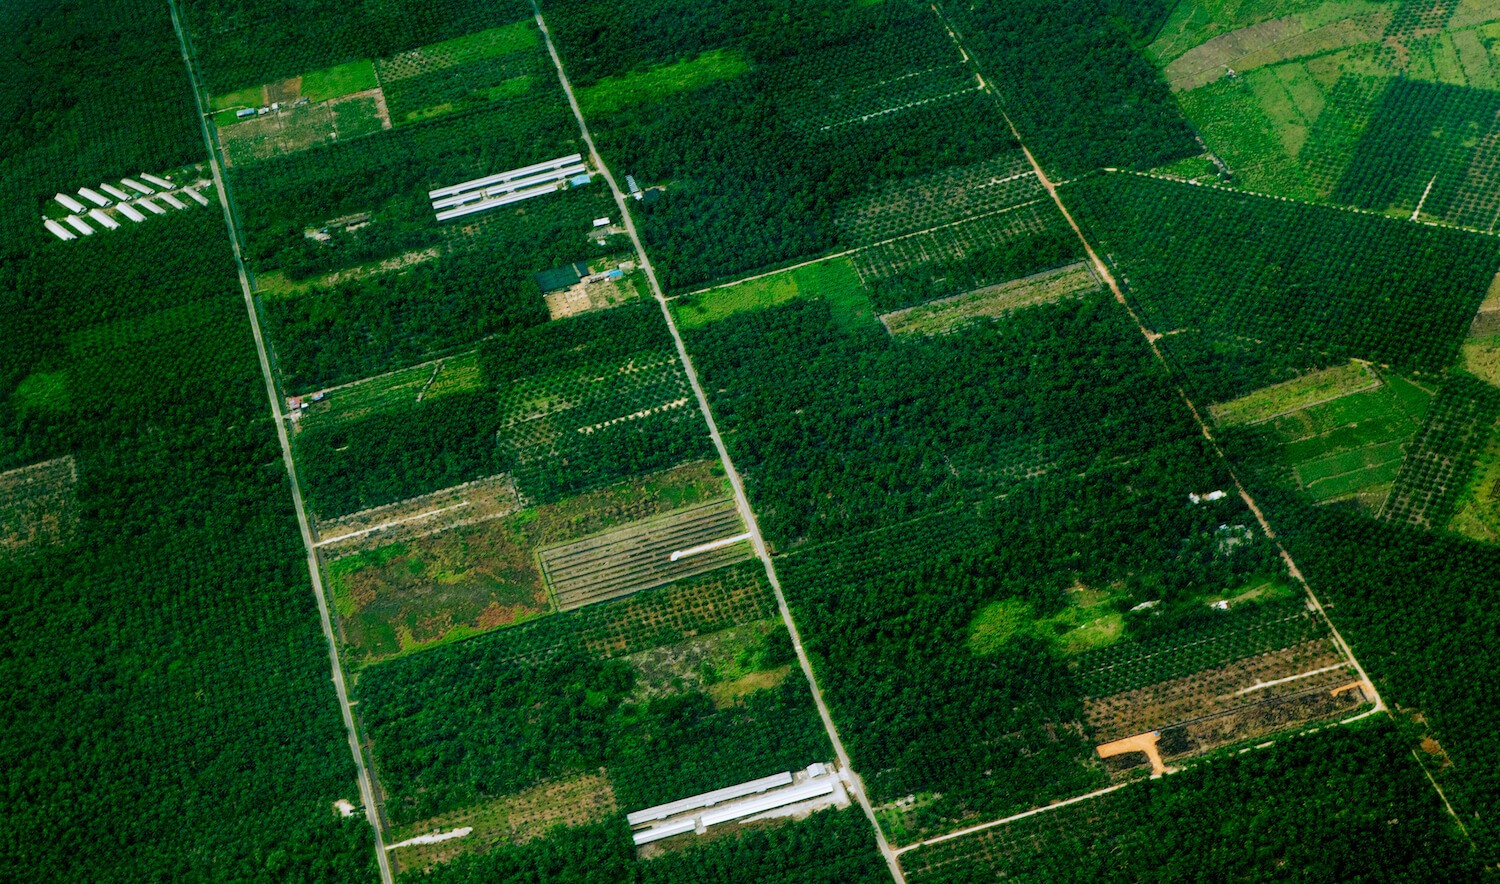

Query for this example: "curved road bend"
[165,3,394,881]
[532,6,908,882]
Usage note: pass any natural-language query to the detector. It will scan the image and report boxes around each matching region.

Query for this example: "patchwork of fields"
[14,0,1500,880]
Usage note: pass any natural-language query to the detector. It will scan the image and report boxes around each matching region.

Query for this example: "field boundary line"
[1234,662,1349,694]
[533,5,906,881]
[166,4,394,882]
[316,500,471,547]
[679,196,1046,298]
[891,782,1131,856]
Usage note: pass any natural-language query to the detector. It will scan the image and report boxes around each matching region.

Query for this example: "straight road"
[532,6,907,881]
[165,3,394,881]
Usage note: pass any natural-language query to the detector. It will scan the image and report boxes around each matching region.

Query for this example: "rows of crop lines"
[542,0,1030,292]
[896,722,1482,881]
[1061,169,1500,852]
[1,134,380,882]
[663,199,1388,853]
[1147,0,1500,216]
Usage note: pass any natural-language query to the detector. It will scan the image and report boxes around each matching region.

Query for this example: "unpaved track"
[166,3,394,881]
[533,6,906,881]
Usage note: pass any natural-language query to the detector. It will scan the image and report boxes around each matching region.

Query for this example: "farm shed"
[99,183,132,201]
[140,173,173,189]
[184,188,211,206]
[63,215,94,235]
[78,188,110,207]
[136,199,165,215]
[54,193,87,213]
[88,208,120,230]
[120,178,153,195]
[116,203,146,223]
[158,193,187,210]
[534,261,590,292]
[44,219,76,240]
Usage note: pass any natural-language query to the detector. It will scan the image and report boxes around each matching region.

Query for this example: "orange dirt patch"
[1096,731,1165,775]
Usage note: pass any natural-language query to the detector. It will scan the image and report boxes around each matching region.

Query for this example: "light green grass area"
[883,263,1097,336]
[1449,423,1500,543]
[1211,360,1377,426]
[577,48,749,117]
[209,83,263,112]
[969,583,1128,658]
[674,256,870,329]
[1201,575,1299,608]
[1461,334,1500,387]
[11,372,69,413]
[297,351,483,430]
[1148,0,1387,66]
[1258,374,1433,507]
[1174,78,1318,199]
[300,59,379,103]
[421,19,538,62]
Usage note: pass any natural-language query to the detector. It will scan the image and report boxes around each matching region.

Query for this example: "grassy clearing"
[674,257,867,329]
[296,351,482,428]
[388,771,616,871]
[11,372,69,413]
[968,583,1129,658]
[1261,375,1433,507]
[625,618,793,707]
[328,461,730,664]
[300,59,378,102]
[1449,426,1500,542]
[209,83,263,111]
[1211,360,1378,425]
[883,263,1096,336]
[255,246,441,300]
[577,48,749,117]
[1461,334,1500,387]
[1176,78,1318,198]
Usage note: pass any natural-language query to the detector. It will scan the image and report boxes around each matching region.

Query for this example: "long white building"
[430,154,588,222]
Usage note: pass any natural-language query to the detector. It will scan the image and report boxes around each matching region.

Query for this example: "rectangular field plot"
[1209,360,1379,426]
[388,771,616,873]
[836,153,1038,247]
[0,456,79,553]
[880,262,1098,336]
[674,258,869,330]
[1381,375,1500,528]
[377,21,547,124]
[327,460,729,663]
[292,350,484,432]
[539,499,754,611]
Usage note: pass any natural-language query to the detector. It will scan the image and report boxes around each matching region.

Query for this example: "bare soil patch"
[545,277,639,320]
[1095,731,1165,775]
[880,262,1096,335]
[0,456,79,553]
[318,472,523,556]
[390,771,616,873]
[265,76,302,104]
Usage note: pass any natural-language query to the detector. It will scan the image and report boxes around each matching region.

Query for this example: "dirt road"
[533,6,906,881]
[166,3,393,881]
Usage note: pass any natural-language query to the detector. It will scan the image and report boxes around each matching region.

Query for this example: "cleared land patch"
[538,499,754,611]
[293,350,484,432]
[1210,359,1379,425]
[836,152,1038,246]
[376,21,544,123]
[880,262,1097,336]
[388,771,616,873]
[255,246,442,299]
[316,472,522,555]
[328,460,729,663]
[674,258,867,329]
[577,49,749,117]
[0,456,79,552]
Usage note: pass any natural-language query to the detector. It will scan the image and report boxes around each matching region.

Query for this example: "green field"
[300,58,379,102]
[577,48,749,117]
[209,83,262,111]
[1211,360,1377,425]
[673,257,868,329]
[295,351,483,428]
[968,583,1128,657]
[1259,374,1434,505]
[417,19,538,62]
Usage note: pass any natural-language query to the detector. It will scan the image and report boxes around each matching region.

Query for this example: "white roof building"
[184,188,211,206]
[63,215,94,235]
[158,193,187,210]
[88,208,120,230]
[54,193,87,213]
[120,178,154,195]
[100,183,132,201]
[140,173,174,189]
[44,219,77,240]
[78,187,111,207]
[116,203,146,223]
[136,199,166,215]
